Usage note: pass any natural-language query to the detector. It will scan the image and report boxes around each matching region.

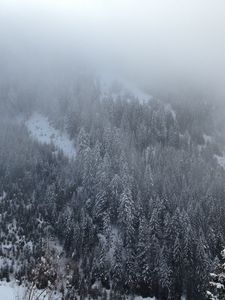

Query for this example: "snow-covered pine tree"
[207,249,225,300]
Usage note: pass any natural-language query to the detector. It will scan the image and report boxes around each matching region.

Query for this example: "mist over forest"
[0,1,225,300]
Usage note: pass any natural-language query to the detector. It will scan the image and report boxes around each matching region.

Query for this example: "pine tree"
[136,216,151,295]
[118,187,135,248]
[92,235,110,289]
[111,236,124,292]
[207,249,225,300]
[158,246,172,299]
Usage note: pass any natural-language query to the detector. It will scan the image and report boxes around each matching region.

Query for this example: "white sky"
[0,0,225,98]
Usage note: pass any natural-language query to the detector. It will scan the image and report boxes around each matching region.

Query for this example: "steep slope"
[25,112,76,160]
[0,75,225,299]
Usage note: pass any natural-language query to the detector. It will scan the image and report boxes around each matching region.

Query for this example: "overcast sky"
[0,0,225,99]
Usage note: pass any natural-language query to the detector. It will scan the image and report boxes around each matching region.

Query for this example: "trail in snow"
[25,113,76,160]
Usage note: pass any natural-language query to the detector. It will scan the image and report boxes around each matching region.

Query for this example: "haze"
[0,0,225,100]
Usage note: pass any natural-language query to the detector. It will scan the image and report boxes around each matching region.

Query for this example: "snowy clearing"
[0,281,62,300]
[100,73,152,104]
[215,154,225,170]
[0,282,25,300]
[165,103,176,120]
[25,113,76,159]
[0,283,157,300]
[203,134,212,144]
[0,285,14,300]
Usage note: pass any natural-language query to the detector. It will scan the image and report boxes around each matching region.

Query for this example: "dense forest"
[0,75,225,300]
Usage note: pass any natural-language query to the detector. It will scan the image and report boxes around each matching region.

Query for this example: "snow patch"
[25,113,76,159]
[0,282,25,300]
[0,285,14,300]
[203,134,212,144]
[165,103,176,120]
[210,281,224,289]
[100,73,152,104]
[215,154,225,170]
[0,191,6,201]
[0,281,62,300]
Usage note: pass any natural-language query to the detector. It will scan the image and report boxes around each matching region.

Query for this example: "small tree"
[207,249,225,300]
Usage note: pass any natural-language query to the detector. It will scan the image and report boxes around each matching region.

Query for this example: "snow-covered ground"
[0,281,62,300]
[215,154,225,169]
[203,134,212,144]
[0,283,156,300]
[99,73,178,122]
[0,285,14,300]
[165,103,176,120]
[99,73,152,104]
[0,282,25,300]
[0,191,6,201]
[25,113,76,160]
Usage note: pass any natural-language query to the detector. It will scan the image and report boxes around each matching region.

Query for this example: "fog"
[1,0,225,101]
[1,3,225,298]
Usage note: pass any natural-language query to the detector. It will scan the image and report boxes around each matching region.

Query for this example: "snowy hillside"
[99,73,152,104]
[0,282,62,300]
[25,113,76,159]
[0,285,15,300]
[0,281,156,300]
[0,76,222,300]
[0,282,25,300]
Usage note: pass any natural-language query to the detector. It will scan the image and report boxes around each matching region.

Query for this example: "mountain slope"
[0,75,225,299]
